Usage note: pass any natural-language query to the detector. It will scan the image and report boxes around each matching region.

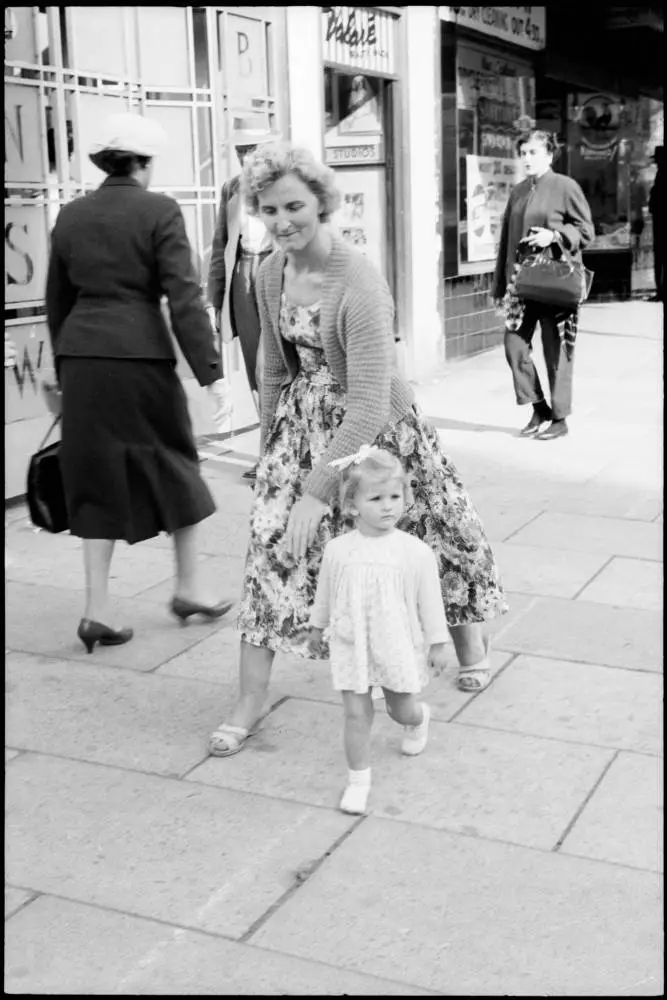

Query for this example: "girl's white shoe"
[339,767,371,814]
[401,702,431,756]
[340,782,370,815]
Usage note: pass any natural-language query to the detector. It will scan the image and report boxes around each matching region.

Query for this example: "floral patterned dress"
[236,294,508,656]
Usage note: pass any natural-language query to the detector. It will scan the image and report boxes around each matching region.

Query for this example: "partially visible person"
[309,447,450,815]
[208,143,507,760]
[5,332,18,369]
[45,112,234,653]
[494,127,594,441]
[207,113,281,481]
[649,145,664,302]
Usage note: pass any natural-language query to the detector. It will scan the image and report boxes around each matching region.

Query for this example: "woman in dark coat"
[493,128,594,440]
[45,113,233,653]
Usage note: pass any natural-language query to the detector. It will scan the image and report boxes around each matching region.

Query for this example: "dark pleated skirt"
[59,358,215,544]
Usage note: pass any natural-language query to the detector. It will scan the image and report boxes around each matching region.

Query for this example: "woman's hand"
[42,380,62,417]
[524,227,555,250]
[286,494,327,560]
[308,627,325,658]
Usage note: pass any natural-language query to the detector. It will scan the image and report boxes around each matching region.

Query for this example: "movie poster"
[466,154,520,262]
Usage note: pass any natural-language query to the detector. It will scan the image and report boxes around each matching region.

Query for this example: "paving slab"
[156,622,242,685]
[5,748,21,764]
[508,512,663,561]
[577,556,663,612]
[4,651,246,778]
[5,529,177,597]
[560,752,663,873]
[5,754,354,940]
[5,896,437,996]
[456,655,662,755]
[188,698,613,851]
[5,582,218,671]
[491,541,610,598]
[5,886,35,920]
[463,499,547,543]
[253,818,663,996]
[494,596,662,670]
[135,554,246,607]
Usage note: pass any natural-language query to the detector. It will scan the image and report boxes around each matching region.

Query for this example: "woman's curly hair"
[240,142,342,220]
[513,117,562,158]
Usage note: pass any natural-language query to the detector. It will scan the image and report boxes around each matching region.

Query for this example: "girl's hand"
[308,628,324,657]
[286,495,327,560]
[428,643,449,676]
[524,227,555,250]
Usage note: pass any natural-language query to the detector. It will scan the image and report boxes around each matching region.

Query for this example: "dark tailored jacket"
[493,170,595,300]
[46,176,222,387]
[207,175,245,344]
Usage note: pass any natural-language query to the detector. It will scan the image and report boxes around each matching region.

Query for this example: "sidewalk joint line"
[570,554,619,600]
[491,645,663,676]
[449,717,658,757]
[501,510,547,543]
[551,750,620,853]
[239,815,367,945]
[447,653,519,723]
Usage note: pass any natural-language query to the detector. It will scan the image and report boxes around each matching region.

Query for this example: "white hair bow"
[329,443,378,471]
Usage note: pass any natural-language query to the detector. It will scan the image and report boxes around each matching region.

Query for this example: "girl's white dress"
[310,528,450,694]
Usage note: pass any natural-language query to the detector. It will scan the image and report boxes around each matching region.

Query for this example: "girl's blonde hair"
[240,142,342,220]
[339,448,413,515]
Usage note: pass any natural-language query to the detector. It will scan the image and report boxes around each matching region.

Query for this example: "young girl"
[308,446,450,815]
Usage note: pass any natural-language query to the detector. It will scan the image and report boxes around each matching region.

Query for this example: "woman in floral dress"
[209,144,508,757]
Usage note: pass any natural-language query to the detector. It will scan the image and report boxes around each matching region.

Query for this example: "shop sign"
[5,85,44,185]
[5,321,54,423]
[225,13,268,101]
[5,206,49,307]
[322,6,397,75]
[571,93,624,162]
[326,139,383,166]
[466,154,520,262]
[440,6,546,51]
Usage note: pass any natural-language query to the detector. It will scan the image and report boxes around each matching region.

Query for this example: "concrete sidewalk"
[5,302,663,995]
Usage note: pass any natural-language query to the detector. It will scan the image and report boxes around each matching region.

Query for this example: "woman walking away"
[309,447,450,815]
[494,125,594,441]
[45,112,234,653]
[208,142,507,759]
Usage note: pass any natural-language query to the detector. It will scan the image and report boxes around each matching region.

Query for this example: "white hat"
[88,112,167,159]
[230,112,281,147]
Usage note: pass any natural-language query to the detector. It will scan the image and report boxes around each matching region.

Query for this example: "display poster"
[457,45,535,158]
[330,166,386,279]
[466,155,520,262]
[325,72,385,167]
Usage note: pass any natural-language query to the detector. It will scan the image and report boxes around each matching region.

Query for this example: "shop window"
[456,43,534,268]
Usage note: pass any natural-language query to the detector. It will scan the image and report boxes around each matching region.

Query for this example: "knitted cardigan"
[256,234,415,503]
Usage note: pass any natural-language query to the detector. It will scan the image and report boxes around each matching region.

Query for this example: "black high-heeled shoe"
[170,596,234,626]
[77,618,134,654]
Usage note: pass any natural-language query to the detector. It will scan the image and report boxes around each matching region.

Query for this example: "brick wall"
[443,272,505,360]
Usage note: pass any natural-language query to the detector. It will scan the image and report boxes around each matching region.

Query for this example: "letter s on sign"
[5,222,34,286]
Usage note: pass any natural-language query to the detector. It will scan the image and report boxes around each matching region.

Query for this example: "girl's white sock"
[348,767,371,786]
[340,768,371,814]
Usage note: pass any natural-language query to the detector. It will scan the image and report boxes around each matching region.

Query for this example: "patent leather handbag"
[515,245,594,310]
[26,416,69,533]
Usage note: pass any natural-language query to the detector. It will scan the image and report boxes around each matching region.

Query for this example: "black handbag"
[515,244,594,310]
[26,416,69,533]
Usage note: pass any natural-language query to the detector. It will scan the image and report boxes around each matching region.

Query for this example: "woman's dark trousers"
[504,305,574,420]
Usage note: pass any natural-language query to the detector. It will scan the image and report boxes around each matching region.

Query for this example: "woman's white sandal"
[457,656,491,693]
[208,724,249,757]
[401,702,431,756]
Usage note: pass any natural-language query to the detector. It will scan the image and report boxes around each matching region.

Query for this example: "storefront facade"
[438,6,546,360]
[5,5,288,499]
[437,5,663,360]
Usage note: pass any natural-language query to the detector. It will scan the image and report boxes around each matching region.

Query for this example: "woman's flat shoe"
[170,596,234,625]
[77,618,134,654]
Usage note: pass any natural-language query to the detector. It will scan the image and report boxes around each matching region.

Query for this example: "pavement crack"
[239,815,367,944]
[552,749,620,852]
